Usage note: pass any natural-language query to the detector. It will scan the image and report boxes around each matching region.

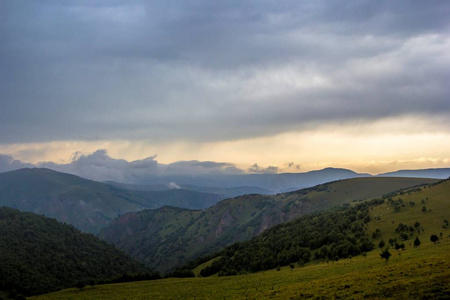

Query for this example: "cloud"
[287,162,301,170]
[0,154,34,172]
[168,182,181,189]
[164,160,243,175]
[0,1,448,146]
[0,150,246,182]
[248,163,279,174]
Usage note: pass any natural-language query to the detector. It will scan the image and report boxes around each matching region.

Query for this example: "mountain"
[186,178,450,277]
[107,181,274,199]
[190,177,450,276]
[378,168,450,179]
[0,206,152,297]
[99,177,437,273]
[133,167,369,193]
[0,168,222,233]
[38,178,450,300]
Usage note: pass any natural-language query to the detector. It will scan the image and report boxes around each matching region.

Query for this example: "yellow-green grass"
[368,179,450,244]
[31,180,450,299]
[30,241,450,299]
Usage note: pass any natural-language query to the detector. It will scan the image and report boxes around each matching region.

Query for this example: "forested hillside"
[187,199,378,276]
[182,178,450,277]
[99,177,437,272]
[0,207,154,297]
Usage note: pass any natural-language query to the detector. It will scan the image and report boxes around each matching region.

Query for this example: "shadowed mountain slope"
[0,207,151,297]
[0,168,221,233]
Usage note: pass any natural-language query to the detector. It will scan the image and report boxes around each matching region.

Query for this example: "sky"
[0,0,449,176]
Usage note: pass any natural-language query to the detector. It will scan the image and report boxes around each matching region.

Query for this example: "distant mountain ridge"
[133,167,368,192]
[378,168,450,179]
[0,168,222,233]
[107,181,274,198]
[0,167,373,234]
[0,166,448,235]
[107,167,450,193]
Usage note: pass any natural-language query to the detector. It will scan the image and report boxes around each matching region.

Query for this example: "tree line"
[175,199,383,277]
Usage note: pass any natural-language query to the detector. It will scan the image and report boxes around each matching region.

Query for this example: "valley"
[99,177,437,272]
[0,168,222,234]
[29,178,450,299]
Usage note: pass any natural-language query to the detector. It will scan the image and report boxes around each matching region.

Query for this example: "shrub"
[430,234,439,244]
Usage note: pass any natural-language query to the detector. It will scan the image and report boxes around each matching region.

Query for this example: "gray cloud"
[248,163,278,174]
[0,154,34,172]
[0,1,449,144]
[0,150,245,182]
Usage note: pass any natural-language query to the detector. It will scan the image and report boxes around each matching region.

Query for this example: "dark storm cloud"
[0,0,449,144]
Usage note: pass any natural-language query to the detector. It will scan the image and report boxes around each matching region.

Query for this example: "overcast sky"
[0,0,449,174]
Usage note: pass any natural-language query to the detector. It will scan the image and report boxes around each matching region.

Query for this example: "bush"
[380,248,391,262]
[430,234,439,244]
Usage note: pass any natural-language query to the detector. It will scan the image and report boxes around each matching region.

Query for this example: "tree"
[372,228,381,239]
[394,243,404,250]
[378,239,385,248]
[400,233,409,241]
[430,234,439,244]
[422,206,427,212]
[289,263,294,271]
[414,237,421,247]
[380,248,391,262]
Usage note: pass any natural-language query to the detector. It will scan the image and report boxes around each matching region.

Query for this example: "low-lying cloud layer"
[1,1,449,145]
[0,150,251,183]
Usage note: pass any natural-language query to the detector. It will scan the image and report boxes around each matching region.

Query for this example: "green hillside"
[31,178,450,299]
[0,207,153,297]
[0,168,221,233]
[99,177,437,272]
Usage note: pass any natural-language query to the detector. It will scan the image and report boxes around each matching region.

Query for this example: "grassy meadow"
[31,179,450,299]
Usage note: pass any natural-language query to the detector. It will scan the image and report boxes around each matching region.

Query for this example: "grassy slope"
[34,179,450,299]
[30,242,450,299]
[367,179,450,243]
[99,177,438,272]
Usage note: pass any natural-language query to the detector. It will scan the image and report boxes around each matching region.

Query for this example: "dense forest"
[0,207,157,296]
[181,199,384,277]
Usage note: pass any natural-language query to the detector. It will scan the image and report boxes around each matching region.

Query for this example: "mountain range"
[99,176,438,272]
[378,168,450,179]
[0,168,222,233]
[1,167,448,235]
